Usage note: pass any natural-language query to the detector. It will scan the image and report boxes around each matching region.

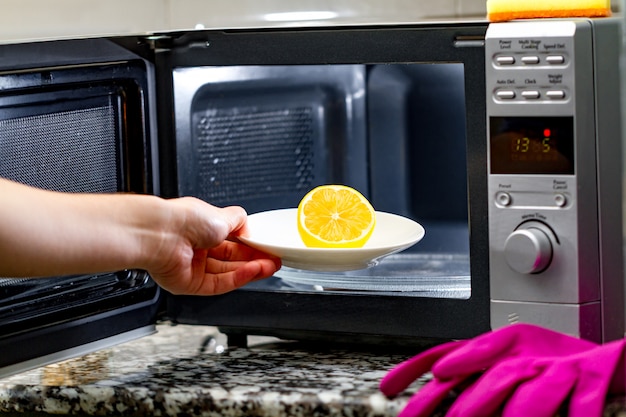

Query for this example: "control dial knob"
[504,222,555,274]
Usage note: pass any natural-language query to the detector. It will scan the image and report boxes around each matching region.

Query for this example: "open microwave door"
[0,38,162,378]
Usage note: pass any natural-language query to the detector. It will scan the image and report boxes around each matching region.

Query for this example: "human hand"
[144,197,281,295]
[380,324,599,417]
[0,179,281,286]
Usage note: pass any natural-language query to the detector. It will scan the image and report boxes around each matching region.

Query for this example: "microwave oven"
[0,17,623,378]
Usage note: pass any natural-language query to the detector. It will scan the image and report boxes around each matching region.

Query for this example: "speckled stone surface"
[0,323,624,417]
[0,323,419,416]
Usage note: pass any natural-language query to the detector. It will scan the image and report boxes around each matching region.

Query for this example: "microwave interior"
[158,25,490,346]
[173,63,470,291]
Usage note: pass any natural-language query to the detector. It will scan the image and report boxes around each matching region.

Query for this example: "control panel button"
[546,90,566,99]
[496,56,516,65]
[496,192,512,206]
[521,56,540,65]
[496,90,516,100]
[521,90,540,99]
[504,227,553,274]
[546,55,566,65]
[554,194,567,207]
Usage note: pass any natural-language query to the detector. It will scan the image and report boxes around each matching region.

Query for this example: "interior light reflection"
[263,11,339,22]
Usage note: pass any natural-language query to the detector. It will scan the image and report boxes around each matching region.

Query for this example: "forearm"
[0,178,280,295]
[0,179,168,277]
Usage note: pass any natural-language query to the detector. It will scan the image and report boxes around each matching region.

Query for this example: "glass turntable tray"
[275,253,471,298]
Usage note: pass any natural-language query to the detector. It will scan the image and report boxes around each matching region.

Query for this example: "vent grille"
[194,106,316,205]
[0,106,119,193]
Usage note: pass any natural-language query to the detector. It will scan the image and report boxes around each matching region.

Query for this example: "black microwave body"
[1,18,622,377]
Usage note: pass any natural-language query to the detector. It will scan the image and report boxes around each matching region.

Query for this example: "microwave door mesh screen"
[0,106,119,193]
[0,94,149,328]
[0,103,119,289]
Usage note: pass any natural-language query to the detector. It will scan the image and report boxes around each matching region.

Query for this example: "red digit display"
[490,117,574,175]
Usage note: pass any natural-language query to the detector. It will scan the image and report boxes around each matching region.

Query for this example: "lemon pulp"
[297,184,376,248]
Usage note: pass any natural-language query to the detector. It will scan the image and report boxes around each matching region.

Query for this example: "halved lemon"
[297,184,376,248]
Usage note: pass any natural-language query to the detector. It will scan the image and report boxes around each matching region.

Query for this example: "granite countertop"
[0,322,419,417]
[0,322,624,417]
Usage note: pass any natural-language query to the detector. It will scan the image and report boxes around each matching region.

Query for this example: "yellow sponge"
[487,0,611,22]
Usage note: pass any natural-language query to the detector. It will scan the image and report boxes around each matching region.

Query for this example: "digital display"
[489,116,575,175]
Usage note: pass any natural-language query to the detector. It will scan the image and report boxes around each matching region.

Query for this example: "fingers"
[501,361,577,417]
[433,323,596,380]
[432,327,519,379]
[177,198,248,248]
[196,258,280,295]
[235,259,281,284]
[187,241,281,295]
[380,340,466,397]
[207,240,280,264]
[397,377,463,417]
[445,357,543,417]
[568,340,626,417]
[502,340,625,417]
[393,327,617,417]
[221,205,248,235]
[202,254,280,281]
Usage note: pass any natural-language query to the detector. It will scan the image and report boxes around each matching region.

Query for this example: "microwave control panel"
[484,19,623,341]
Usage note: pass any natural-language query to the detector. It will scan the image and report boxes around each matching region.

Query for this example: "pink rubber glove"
[380,324,598,417]
[441,339,625,417]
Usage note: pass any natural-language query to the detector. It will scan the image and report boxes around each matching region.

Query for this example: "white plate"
[239,208,425,271]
